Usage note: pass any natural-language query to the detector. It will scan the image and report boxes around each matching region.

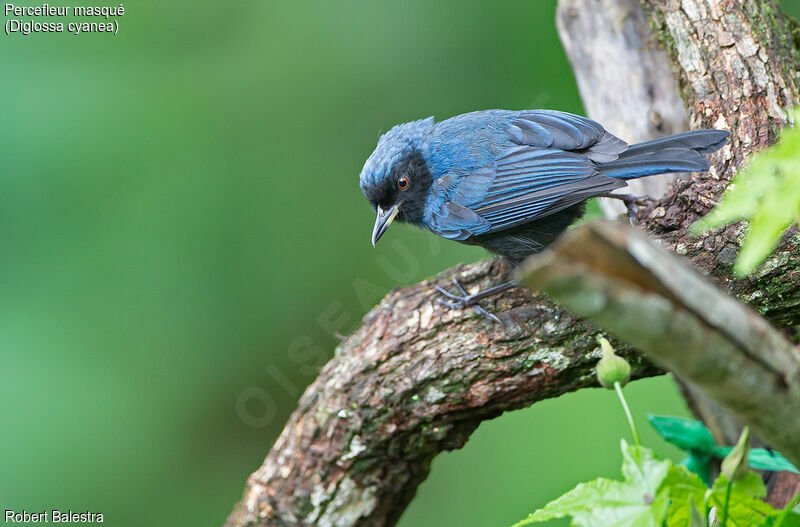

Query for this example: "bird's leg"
[597,192,656,209]
[597,192,656,219]
[435,278,516,324]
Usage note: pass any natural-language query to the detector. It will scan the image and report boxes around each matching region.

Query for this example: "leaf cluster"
[647,415,798,486]
[513,419,799,527]
[513,442,799,526]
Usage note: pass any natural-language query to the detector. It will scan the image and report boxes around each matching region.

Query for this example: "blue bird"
[359,109,728,319]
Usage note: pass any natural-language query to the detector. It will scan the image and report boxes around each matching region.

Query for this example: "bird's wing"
[508,110,628,163]
[427,113,630,240]
[426,192,493,241]
[472,153,624,233]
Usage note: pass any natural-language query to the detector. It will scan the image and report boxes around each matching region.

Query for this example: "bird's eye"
[398,176,410,190]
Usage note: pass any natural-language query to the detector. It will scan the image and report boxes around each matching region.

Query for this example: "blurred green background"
[3,1,799,526]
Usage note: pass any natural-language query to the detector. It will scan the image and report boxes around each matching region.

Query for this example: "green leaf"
[758,511,800,527]
[647,415,715,484]
[735,176,800,275]
[710,447,800,474]
[691,109,800,276]
[511,477,619,524]
[659,465,707,527]
[682,452,713,486]
[713,471,767,499]
[757,483,800,526]
[511,478,670,527]
[647,415,715,453]
[512,441,671,527]
[692,156,782,230]
[709,473,776,526]
[620,440,672,490]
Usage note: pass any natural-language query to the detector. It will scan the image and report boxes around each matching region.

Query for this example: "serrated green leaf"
[660,465,708,527]
[511,478,669,527]
[710,447,800,474]
[691,109,800,276]
[513,442,671,527]
[647,415,715,453]
[709,473,775,527]
[621,440,672,491]
[511,477,620,525]
[783,513,800,527]
[735,175,800,275]
[647,415,715,484]
[712,472,767,499]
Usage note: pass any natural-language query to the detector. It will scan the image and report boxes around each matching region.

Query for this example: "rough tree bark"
[225,261,660,527]
[225,1,800,525]
[557,0,690,217]
[556,0,751,452]
[558,1,799,486]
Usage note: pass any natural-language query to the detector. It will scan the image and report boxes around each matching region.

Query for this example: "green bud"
[595,336,631,389]
[721,426,750,482]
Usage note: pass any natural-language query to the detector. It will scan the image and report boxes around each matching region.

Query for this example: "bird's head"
[359,117,435,246]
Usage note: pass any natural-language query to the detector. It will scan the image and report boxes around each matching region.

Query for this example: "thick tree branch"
[226,1,800,525]
[558,0,799,461]
[225,261,658,527]
[556,0,753,451]
[520,221,800,466]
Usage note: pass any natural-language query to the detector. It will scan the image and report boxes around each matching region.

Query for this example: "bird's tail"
[599,129,729,179]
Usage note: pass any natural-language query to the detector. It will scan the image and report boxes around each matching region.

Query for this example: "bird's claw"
[619,194,656,217]
[599,192,656,220]
[613,194,657,223]
[626,195,656,209]
[473,305,502,325]
[435,278,482,309]
[434,278,504,324]
[434,283,465,304]
[435,297,461,309]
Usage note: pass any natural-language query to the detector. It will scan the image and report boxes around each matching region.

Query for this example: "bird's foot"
[599,192,656,220]
[619,194,655,209]
[623,195,657,223]
[434,278,516,324]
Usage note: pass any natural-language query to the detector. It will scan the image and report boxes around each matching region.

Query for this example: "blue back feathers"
[359,109,728,241]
